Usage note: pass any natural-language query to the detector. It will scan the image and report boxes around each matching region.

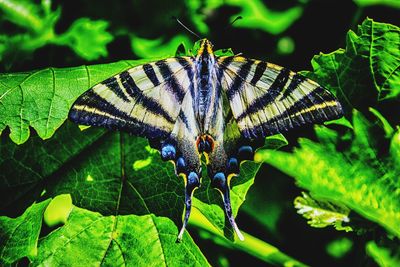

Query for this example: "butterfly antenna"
[230,16,243,27]
[172,16,201,39]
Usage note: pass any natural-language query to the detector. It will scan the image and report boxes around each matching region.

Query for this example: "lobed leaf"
[303,18,400,110]
[0,0,113,64]
[34,205,210,266]
[0,60,140,144]
[0,197,209,266]
[0,199,51,265]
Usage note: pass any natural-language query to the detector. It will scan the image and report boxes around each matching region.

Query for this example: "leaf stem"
[190,207,310,267]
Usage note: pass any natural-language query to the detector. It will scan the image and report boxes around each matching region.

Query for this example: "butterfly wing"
[69,57,193,140]
[217,56,343,139]
[69,56,203,242]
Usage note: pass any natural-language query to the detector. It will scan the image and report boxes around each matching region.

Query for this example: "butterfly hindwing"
[217,56,343,139]
[69,57,194,139]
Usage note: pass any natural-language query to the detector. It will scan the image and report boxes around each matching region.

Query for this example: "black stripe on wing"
[156,60,186,104]
[280,73,306,100]
[143,64,161,86]
[226,60,254,100]
[250,61,267,86]
[119,71,175,124]
[68,90,169,138]
[241,87,343,139]
[176,57,195,100]
[102,76,130,102]
[236,67,290,122]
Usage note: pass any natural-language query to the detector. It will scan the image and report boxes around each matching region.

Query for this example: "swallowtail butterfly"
[69,39,343,242]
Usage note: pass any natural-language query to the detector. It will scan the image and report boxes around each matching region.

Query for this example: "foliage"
[0,0,399,265]
[130,34,193,58]
[256,109,400,238]
[1,195,209,266]
[326,237,353,259]
[0,199,50,264]
[366,241,400,267]
[185,0,304,35]
[0,0,113,67]
[354,0,400,8]
[303,18,400,107]
[294,192,352,231]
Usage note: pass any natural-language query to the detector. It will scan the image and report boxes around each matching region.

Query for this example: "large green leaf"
[304,18,400,108]
[37,203,209,266]
[0,196,209,266]
[0,60,140,144]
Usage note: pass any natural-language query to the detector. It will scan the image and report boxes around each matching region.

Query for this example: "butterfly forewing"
[69,57,194,139]
[217,56,343,139]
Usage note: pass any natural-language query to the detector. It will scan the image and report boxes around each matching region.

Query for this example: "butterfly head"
[195,38,214,58]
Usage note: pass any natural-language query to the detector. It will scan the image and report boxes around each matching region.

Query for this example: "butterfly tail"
[212,172,245,241]
[176,171,200,242]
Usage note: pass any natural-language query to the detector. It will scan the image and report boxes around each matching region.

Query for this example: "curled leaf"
[294,192,352,231]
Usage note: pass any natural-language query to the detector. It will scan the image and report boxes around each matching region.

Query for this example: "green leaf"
[353,0,400,8]
[130,34,193,58]
[369,107,395,137]
[326,237,353,259]
[366,241,400,267]
[0,0,113,64]
[0,60,141,144]
[390,127,400,168]
[0,0,59,33]
[0,0,60,64]
[224,0,304,35]
[303,18,400,108]
[53,18,114,61]
[294,192,352,231]
[0,199,51,265]
[350,18,400,100]
[256,110,400,238]
[185,0,304,35]
[33,205,209,266]
[43,194,73,227]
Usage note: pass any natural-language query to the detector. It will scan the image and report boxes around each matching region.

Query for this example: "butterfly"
[69,39,343,242]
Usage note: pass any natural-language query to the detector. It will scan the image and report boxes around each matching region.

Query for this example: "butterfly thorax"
[193,39,223,137]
